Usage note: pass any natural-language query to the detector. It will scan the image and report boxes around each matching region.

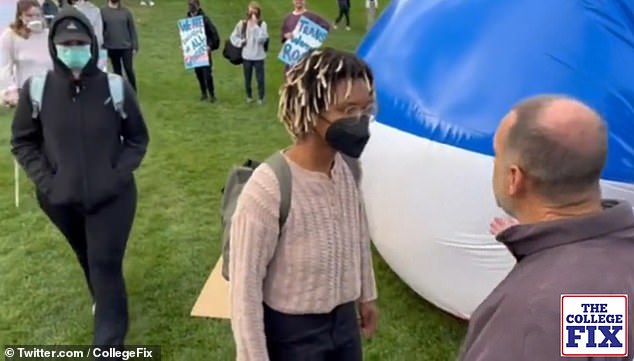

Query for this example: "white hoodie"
[74,0,104,48]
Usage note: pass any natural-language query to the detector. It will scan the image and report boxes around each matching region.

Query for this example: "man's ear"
[507,164,525,196]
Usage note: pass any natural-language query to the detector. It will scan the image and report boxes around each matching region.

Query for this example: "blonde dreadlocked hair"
[278,47,375,140]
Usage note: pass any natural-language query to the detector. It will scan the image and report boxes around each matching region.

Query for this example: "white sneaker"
[346,26,351,31]
[140,1,147,5]
[149,1,155,6]
[92,303,96,315]
[246,97,254,103]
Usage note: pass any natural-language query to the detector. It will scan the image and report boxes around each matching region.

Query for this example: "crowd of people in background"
[0,0,378,106]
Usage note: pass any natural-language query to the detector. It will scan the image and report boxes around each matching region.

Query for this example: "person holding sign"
[229,47,378,361]
[280,0,330,71]
[186,0,219,102]
[229,1,268,105]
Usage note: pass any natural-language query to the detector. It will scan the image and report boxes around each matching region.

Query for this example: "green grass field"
[0,0,467,359]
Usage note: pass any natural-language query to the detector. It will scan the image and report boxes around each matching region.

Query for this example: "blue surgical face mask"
[55,44,92,70]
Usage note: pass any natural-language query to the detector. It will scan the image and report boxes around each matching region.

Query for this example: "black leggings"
[194,62,215,98]
[335,5,351,27]
[264,302,362,361]
[37,182,137,346]
[107,49,137,91]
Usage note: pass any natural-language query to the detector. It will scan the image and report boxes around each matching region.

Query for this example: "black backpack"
[207,18,220,51]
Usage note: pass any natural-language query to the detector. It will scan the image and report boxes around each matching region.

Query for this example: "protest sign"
[177,16,209,69]
[278,16,329,67]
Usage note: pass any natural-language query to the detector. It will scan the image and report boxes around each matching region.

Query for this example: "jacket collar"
[497,200,634,261]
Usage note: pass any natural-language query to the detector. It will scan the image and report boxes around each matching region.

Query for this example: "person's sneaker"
[140,1,147,5]
[148,0,155,5]
[200,94,208,101]
[333,24,338,30]
[92,303,96,315]
[257,99,264,105]
[246,97,254,103]
[346,26,351,31]
[209,96,217,103]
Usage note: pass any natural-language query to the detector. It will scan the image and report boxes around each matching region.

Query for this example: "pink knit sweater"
[229,151,377,361]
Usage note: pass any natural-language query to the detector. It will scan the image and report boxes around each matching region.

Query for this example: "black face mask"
[324,115,371,159]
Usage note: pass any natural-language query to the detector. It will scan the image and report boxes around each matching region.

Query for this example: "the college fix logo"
[561,294,628,357]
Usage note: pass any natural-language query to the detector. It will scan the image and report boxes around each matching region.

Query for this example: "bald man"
[457,95,634,361]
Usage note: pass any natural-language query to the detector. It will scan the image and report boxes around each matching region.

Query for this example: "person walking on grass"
[101,0,138,90]
[230,1,268,105]
[187,0,219,102]
[10,7,149,348]
[230,47,378,361]
[333,0,351,31]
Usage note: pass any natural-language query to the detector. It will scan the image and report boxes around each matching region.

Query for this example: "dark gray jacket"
[458,200,634,361]
[101,5,138,50]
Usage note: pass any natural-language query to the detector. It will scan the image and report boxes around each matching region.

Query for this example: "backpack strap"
[107,73,127,119]
[29,73,48,119]
[264,152,292,232]
[262,152,359,232]
[241,19,247,39]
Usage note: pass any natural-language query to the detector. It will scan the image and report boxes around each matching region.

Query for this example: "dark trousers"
[242,60,265,100]
[107,49,137,91]
[194,62,215,98]
[264,302,362,361]
[37,182,137,347]
[335,5,351,26]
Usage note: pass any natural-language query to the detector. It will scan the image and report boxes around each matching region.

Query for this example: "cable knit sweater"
[229,151,378,361]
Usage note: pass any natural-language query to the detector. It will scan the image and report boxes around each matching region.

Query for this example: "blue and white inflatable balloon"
[357,0,634,319]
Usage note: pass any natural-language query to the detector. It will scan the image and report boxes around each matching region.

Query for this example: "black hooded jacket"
[10,7,149,211]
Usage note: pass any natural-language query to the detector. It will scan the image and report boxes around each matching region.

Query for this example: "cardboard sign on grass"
[191,257,230,319]
[278,16,329,67]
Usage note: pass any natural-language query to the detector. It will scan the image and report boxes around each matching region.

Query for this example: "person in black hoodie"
[10,7,148,348]
[187,0,219,102]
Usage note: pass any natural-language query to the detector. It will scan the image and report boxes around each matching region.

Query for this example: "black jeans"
[335,5,351,27]
[243,60,265,101]
[107,49,136,91]
[194,60,215,98]
[264,302,362,361]
[37,182,137,347]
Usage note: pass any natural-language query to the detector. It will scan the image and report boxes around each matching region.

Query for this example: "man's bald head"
[502,94,607,202]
